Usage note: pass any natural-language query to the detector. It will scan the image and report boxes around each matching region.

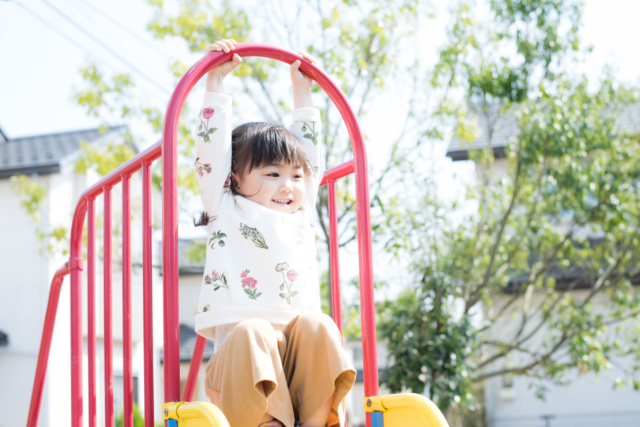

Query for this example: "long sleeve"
[195,92,233,216]
[288,108,324,214]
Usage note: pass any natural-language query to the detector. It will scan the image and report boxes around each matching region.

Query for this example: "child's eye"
[267,173,279,177]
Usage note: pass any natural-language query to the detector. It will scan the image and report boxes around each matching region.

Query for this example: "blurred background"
[1,0,639,426]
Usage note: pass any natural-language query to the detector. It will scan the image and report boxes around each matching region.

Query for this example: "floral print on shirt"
[209,230,227,249]
[198,108,218,143]
[301,121,318,145]
[204,269,228,290]
[241,269,262,300]
[276,262,299,305]
[239,223,269,249]
[195,157,212,178]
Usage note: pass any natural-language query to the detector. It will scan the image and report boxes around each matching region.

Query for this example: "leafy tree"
[378,0,640,414]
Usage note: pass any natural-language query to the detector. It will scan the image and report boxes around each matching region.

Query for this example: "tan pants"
[204,312,356,427]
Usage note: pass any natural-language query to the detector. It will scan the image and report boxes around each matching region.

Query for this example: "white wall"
[484,290,640,424]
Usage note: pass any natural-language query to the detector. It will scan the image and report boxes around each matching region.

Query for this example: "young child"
[193,39,356,427]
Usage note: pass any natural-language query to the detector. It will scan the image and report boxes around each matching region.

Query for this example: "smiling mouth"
[273,199,293,206]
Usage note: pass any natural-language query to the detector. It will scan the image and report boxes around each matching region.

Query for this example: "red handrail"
[26,264,69,427]
[28,42,378,427]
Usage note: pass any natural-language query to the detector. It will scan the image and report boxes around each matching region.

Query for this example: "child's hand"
[205,39,242,93]
[290,52,316,91]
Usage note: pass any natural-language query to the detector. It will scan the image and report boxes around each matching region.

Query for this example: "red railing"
[27,43,378,427]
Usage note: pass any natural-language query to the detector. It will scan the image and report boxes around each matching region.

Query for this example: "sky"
[1,0,639,295]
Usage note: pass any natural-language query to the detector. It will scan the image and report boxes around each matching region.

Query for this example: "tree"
[378,0,640,414]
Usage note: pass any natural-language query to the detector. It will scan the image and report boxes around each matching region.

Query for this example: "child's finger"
[222,39,235,51]
[290,60,301,71]
[206,44,222,53]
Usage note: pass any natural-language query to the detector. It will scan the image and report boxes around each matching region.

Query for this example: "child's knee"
[231,318,275,341]
[297,312,339,337]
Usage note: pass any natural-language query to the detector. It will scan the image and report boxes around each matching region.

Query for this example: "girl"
[193,39,356,427]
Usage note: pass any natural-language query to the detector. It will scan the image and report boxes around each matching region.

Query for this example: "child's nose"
[280,179,294,192]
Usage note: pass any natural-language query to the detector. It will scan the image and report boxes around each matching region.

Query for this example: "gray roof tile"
[0,126,125,178]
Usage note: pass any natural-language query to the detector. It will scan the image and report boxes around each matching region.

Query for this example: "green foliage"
[115,403,145,427]
[377,0,640,409]
[10,175,70,256]
[379,290,476,409]
[10,174,46,222]
[75,140,136,176]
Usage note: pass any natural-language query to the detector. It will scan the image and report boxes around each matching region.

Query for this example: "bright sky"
[1,0,639,294]
[1,0,638,138]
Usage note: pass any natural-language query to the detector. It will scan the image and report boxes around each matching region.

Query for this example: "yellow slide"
[163,402,230,427]
[363,394,450,427]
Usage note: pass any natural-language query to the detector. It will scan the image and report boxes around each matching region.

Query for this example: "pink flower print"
[195,158,211,177]
[204,270,227,290]
[202,108,215,119]
[198,111,218,143]
[286,270,298,282]
[240,269,261,299]
[277,262,299,305]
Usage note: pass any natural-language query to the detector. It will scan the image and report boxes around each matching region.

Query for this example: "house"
[446,104,640,426]
[0,126,167,426]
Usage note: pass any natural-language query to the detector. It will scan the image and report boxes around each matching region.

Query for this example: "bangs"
[232,122,310,175]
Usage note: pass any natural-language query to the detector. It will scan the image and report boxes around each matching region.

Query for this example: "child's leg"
[280,313,357,427]
[204,319,296,427]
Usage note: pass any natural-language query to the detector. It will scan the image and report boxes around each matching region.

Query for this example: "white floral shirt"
[194,92,325,344]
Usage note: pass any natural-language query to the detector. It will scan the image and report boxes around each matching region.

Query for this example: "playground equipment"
[26,43,449,427]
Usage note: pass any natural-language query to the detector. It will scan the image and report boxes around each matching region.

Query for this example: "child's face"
[233,162,306,214]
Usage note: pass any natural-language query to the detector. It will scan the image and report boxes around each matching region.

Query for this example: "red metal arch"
[161,42,379,403]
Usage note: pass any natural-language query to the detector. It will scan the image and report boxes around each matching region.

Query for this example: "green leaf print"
[301,121,318,145]
[209,230,227,249]
[239,223,269,249]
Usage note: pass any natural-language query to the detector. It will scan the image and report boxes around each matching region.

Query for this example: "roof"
[158,324,215,363]
[446,103,640,162]
[0,126,126,179]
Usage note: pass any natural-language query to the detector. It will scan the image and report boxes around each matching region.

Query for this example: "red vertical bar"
[122,175,133,427]
[163,85,181,405]
[183,335,207,402]
[26,264,69,427]
[142,163,155,425]
[87,198,97,427]
[70,230,84,426]
[104,186,114,427]
[327,181,343,336]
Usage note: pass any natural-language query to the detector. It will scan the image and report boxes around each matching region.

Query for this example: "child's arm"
[195,40,242,216]
[288,53,325,214]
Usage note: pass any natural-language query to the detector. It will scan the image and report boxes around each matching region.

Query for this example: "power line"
[37,0,171,97]
[69,0,171,60]
[11,1,117,73]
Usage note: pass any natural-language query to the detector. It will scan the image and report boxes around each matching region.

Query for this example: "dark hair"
[194,122,310,227]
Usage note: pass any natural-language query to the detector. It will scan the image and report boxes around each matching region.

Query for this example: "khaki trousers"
[204,312,356,427]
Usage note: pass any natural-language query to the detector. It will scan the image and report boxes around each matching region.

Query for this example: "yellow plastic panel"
[363,394,450,427]
[163,402,231,427]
